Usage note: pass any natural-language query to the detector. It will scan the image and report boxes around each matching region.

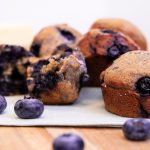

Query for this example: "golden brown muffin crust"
[101,51,150,90]
[31,24,82,58]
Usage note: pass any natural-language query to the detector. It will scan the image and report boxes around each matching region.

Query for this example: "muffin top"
[30,24,82,58]
[91,18,147,49]
[27,47,87,96]
[78,29,140,58]
[101,50,150,94]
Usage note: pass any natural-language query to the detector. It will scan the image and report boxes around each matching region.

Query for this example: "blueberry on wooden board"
[123,119,150,141]
[53,133,84,150]
[14,97,44,119]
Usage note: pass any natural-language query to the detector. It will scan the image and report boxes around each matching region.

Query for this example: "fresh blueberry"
[135,77,150,96]
[0,95,7,113]
[53,133,84,150]
[14,97,44,119]
[123,119,150,141]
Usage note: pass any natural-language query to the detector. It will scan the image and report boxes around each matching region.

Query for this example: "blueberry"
[53,133,84,150]
[106,34,130,59]
[58,29,75,41]
[56,44,72,51]
[0,95,7,113]
[60,51,72,58]
[136,77,150,96]
[101,29,117,34]
[107,45,120,59]
[14,97,44,119]
[123,119,150,141]
[30,43,41,57]
[80,74,89,87]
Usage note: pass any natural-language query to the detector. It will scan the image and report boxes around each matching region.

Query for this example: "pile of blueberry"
[0,95,44,119]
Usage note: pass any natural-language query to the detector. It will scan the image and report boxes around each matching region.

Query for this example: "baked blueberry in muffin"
[27,47,88,104]
[78,27,142,86]
[100,50,150,118]
[0,45,33,95]
[30,24,82,58]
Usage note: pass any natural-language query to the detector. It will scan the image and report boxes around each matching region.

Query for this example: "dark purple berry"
[56,44,71,51]
[58,29,75,41]
[53,133,84,150]
[123,119,150,141]
[101,29,117,34]
[80,74,89,87]
[14,97,44,119]
[30,43,41,57]
[136,77,150,96]
[60,52,72,58]
[107,45,120,58]
[106,33,129,59]
[0,95,7,113]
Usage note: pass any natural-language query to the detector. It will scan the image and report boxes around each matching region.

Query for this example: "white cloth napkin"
[0,88,142,127]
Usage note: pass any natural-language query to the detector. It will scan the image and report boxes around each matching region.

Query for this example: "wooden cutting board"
[0,127,149,150]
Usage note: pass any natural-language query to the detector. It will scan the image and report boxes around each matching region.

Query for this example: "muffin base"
[101,84,150,118]
[38,81,79,105]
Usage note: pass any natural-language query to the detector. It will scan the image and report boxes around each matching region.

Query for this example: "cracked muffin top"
[27,47,88,97]
[30,24,82,58]
[91,18,147,49]
[100,50,150,94]
[78,29,140,59]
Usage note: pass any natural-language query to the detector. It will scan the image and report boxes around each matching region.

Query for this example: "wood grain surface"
[0,127,149,150]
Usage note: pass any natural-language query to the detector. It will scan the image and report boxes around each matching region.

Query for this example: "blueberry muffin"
[0,45,33,95]
[100,50,150,118]
[30,24,82,58]
[91,18,147,49]
[78,29,141,86]
[27,47,88,104]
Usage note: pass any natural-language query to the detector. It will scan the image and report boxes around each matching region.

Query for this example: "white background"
[0,0,150,46]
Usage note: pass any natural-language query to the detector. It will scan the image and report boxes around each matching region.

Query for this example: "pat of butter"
[0,24,33,49]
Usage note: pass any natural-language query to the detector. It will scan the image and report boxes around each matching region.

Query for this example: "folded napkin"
[0,88,136,127]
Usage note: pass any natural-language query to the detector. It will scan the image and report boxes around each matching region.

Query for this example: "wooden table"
[0,127,149,150]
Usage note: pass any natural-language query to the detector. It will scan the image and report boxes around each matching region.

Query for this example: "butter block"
[0,24,33,49]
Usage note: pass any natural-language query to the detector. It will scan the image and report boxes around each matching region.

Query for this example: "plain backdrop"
[0,0,149,46]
